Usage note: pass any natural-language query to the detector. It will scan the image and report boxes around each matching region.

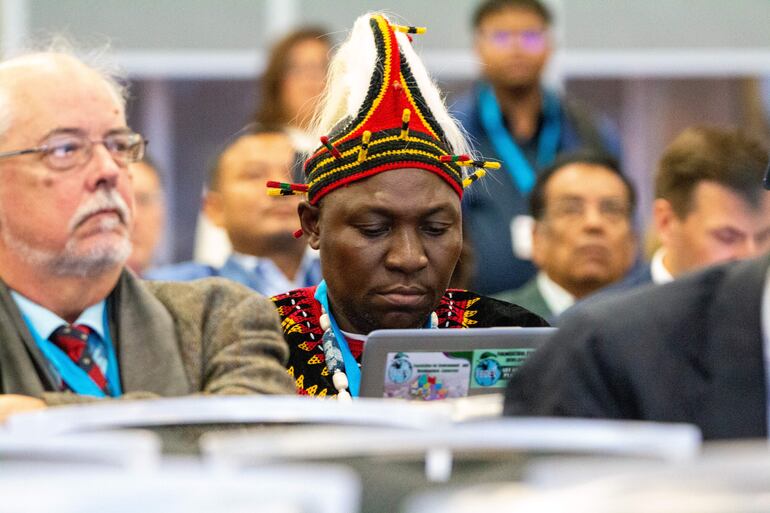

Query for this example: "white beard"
[0,187,133,278]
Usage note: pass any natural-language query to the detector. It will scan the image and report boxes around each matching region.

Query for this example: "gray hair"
[0,35,129,141]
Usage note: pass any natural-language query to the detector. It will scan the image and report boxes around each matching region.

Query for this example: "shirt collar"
[651,247,675,285]
[10,291,106,340]
[229,252,262,273]
[231,249,320,289]
[536,271,576,316]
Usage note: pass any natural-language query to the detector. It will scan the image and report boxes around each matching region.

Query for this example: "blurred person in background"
[495,152,636,320]
[455,0,621,295]
[126,158,165,276]
[147,126,321,297]
[254,26,332,153]
[194,27,333,268]
[596,125,770,294]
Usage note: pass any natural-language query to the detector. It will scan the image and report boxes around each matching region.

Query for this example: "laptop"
[359,327,555,400]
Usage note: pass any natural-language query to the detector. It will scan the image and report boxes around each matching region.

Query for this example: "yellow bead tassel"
[392,25,427,35]
[400,109,411,139]
[358,130,372,163]
[462,169,487,188]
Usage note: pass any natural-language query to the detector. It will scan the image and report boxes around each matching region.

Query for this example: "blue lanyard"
[477,82,562,194]
[22,308,123,398]
[314,280,362,397]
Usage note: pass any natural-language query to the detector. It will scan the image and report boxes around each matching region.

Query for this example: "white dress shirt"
[650,247,675,285]
[536,272,576,317]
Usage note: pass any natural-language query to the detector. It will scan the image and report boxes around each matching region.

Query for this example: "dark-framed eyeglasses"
[0,131,147,171]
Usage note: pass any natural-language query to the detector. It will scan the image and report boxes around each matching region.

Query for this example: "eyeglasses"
[479,29,548,53]
[547,198,630,223]
[0,131,147,171]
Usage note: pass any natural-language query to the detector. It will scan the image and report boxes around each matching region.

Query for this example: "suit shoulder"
[144,261,218,281]
[144,276,265,309]
[562,263,731,340]
[494,278,537,302]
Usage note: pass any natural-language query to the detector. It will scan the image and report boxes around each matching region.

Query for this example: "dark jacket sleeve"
[503,305,633,419]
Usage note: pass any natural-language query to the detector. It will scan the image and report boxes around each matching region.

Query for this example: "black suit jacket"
[504,254,769,440]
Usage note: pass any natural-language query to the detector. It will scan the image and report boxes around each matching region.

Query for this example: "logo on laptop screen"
[474,352,503,387]
[387,352,413,384]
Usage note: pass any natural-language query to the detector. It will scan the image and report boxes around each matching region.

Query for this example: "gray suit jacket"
[505,254,769,440]
[494,278,553,321]
[0,271,294,404]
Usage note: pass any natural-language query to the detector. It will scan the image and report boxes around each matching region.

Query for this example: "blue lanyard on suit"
[477,82,562,194]
[22,307,123,398]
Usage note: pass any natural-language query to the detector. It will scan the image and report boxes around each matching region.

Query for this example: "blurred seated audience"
[454,0,621,296]
[254,26,331,153]
[596,126,770,294]
[0,49,293,421]
[270,12,548,399]
[126,158,166,276]
[494,152,637,320]
[194,27,332,267]
[147,126,321,297]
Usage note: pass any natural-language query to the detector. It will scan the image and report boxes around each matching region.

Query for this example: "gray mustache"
[68,189,131,232]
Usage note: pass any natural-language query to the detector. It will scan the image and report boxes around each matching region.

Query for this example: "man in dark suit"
[0,50,293,421]
[504,252,770,440]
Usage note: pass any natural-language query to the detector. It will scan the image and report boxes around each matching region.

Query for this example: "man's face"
[205,133,299,254]
[532,163,636,297]
[656,181,770,277]
[0,59,134,278]
[474,7,551,90]
[127,161,165,274]
[302,169,462,334]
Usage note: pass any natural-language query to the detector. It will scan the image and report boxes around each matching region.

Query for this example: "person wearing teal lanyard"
[0,48,294,422]
[12,293,122,398]
[268,12,549,400]
[453,0,621,296]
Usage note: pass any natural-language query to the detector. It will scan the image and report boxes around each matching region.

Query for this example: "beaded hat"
[267,13,498,208]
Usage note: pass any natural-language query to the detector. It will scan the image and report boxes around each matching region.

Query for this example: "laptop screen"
[359,327,555,399]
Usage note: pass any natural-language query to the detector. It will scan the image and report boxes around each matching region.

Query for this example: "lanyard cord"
[477,82,562,195]
[22,307,122,397]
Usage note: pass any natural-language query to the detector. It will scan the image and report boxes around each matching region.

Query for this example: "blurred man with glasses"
[0,50,292,421]
[455,0,622,296]
[495,152,636,321]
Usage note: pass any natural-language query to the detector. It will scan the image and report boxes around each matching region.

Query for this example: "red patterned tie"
[49,324,108,393]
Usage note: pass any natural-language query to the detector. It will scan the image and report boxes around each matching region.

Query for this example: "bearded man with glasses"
[0,51,293,421]
[454,0,623,297]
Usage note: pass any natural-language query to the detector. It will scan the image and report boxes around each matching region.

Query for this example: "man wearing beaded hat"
[269,13,548,399]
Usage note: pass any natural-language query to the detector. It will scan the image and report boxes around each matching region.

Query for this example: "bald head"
[0,52,126,140]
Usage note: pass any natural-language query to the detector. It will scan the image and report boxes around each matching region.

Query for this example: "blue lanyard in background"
[477,82,562,195]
